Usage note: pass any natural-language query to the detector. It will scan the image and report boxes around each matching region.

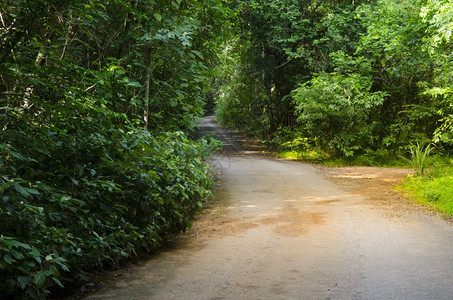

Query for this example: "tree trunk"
[143,49,152,130]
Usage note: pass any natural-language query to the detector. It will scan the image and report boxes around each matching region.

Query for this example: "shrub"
[0,120,216,298]
[291,73,387,157]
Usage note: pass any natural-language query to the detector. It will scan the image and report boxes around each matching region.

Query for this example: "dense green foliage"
[399,156,453,216]
[215,0,453,158]
[1,0,228,298]
[292,73,386,156]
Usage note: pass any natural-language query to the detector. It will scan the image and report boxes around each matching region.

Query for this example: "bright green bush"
[292,73,387,157]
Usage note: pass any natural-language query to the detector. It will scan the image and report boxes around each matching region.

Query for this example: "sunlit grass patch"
[277,150,329,162]
[399,157,453,217]
[400,175,453,217]
[278,149,409,168]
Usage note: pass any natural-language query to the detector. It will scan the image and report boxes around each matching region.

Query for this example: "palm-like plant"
[408,142,434,176]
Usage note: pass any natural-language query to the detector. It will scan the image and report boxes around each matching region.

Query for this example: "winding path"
[86,116,453,300]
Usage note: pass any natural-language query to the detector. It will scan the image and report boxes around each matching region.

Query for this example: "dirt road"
[86,116,453,299]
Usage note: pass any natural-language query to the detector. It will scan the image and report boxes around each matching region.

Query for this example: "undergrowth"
[277,149,409,167]
[0,126,219,299]
[399,157,453,217]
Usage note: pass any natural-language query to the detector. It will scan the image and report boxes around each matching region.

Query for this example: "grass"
[398,156,453,217]
[277,149,409,168]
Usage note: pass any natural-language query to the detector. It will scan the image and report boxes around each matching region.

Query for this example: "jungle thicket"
[216,0,453,159]
[0,0,228,298]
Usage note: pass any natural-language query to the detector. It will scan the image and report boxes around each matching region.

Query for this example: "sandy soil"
[76,116,453,300]
[321,166,413,212]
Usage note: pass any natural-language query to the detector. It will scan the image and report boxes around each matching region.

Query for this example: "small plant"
[281,137,310,152]
[407,142,434,176]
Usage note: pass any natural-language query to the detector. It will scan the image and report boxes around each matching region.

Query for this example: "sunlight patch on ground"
[243,150,263,154]
[225,205,257,209]
[331,174,378,179]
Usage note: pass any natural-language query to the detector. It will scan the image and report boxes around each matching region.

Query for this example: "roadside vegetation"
[214,1,453,217]
[400,154,453,218]
[0,0,228,298]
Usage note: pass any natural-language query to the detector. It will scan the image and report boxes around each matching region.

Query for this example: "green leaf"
[17,242,31,249]
[55,258,69,271]
[3,254,14,265]
[175,90,185,98]
[10,151,28,161]
[127,80,143,88]
[25,188,40,195]
[2,237,31,250]
[29,247,42,264]
[34,270,48,287]
[11,249,24,260]
[14,183,30,198]
[70,178,79,185]
[52,277,64,288]
[154,13,162,22]
[191,50,204,59]
[17,276,32,289]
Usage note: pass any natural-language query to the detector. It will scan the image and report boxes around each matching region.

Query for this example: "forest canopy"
[215,0,453,158]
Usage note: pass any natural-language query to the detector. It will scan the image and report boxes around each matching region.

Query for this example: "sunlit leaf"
[154,13,162,22]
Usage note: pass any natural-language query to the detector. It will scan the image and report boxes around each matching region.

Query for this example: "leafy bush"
[0,112,216,298]
[292,73,387,157]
